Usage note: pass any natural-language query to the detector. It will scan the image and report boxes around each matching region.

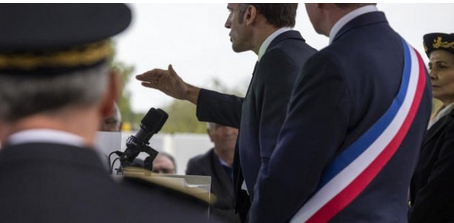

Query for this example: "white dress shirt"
[258,27,293,61]
[7,129,86,147]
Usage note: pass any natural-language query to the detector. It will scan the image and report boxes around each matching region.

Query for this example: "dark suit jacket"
[196,30,317,219]
[0,143,218,223]
[409,110,454,223]
[249,12,432,223]
[186,148,241,223]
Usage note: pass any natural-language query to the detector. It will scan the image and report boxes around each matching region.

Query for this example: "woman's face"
[429,50,454,105]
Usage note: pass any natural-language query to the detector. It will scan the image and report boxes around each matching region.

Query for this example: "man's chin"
[231,43,247,53]
[231,45,240,53]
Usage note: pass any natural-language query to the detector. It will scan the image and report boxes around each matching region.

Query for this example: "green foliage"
[109,41,143,130]
[161,100,207,133]
[160,77,246,133]
[112,61,146,130]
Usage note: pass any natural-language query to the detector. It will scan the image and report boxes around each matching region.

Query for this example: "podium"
[114,167,215,205]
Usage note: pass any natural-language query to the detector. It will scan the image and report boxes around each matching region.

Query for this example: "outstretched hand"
[136,65,200,104]
[136,65,188,100]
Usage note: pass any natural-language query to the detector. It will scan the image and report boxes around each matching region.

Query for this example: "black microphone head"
[141,108,168,133]
[137,107,168,142]
[155,108,169,132]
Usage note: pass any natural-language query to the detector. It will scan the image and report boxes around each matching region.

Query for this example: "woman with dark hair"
[409,32,454,223]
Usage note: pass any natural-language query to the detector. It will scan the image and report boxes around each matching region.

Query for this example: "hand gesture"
[136,65,200,104]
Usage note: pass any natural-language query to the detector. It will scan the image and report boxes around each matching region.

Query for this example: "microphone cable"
[108,151,123,175]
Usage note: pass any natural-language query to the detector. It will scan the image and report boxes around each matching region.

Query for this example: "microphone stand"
[108,107,168,175]
[110,135,159,175]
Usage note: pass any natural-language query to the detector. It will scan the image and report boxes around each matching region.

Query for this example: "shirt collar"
[258,27,293,61]
[7,129,86,147]
[329,5,378,44]
[217,155,232,168]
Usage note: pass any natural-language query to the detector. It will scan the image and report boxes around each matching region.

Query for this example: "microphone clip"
[119,135,158,170]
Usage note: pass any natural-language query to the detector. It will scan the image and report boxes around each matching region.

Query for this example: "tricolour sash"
[290,39,427,223]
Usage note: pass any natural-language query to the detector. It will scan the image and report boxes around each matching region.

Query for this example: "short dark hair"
[239,3,298,28]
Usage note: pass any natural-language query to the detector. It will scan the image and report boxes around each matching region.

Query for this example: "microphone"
[119,107,168,168]
[135,108,168,144]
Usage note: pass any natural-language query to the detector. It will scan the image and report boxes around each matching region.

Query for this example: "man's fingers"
[136,66,179,92]
[136,71,153,81]
[141,82,158,89]
[168,64,178,77]
[137,68,166,80]
[135,73,145,81]
[137,65,188,100]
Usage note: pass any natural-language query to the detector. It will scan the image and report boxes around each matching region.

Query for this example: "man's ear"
[100,70,120,118]
[244,5,257,26]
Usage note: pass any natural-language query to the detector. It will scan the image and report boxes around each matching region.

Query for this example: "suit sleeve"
[249,52,351,223]
[409,120,454,223]
[196,89,244,128]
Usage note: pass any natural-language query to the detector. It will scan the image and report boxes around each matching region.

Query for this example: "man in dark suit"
[186,122,240,222]
[0,4,218,223]
[136,4,317,221]
[249,4,432,223]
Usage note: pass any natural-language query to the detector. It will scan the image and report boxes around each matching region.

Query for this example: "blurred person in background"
[153,152,177,174]
[124,152,176,174]
[187,122,240,222]
[100,102,122,132]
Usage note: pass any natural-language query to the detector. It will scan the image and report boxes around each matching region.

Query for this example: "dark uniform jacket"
[0,143,218,223]
[186,148,241,223]
[196,30,317,220]
[409,110,454,223]
[249,11,432,223]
